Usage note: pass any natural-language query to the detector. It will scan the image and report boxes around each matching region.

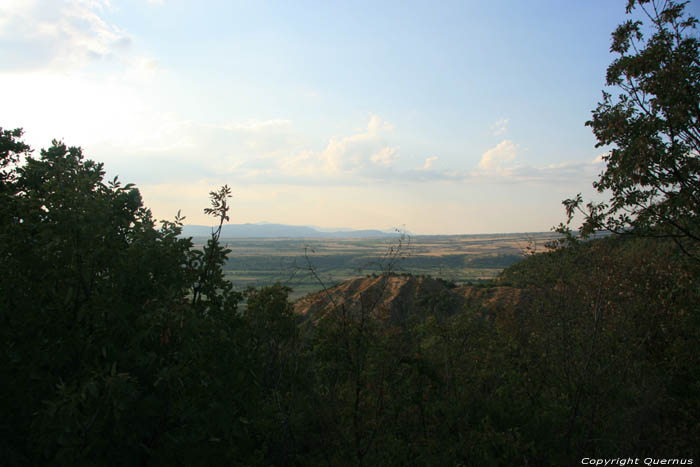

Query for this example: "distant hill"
[180,223,398,238]
[294,274,523,324]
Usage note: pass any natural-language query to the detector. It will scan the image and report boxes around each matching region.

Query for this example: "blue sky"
[1,0,674,233]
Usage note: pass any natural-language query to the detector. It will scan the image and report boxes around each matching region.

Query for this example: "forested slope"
[291,235,700,464]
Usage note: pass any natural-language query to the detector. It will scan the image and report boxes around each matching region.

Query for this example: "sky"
[3,0,692,234]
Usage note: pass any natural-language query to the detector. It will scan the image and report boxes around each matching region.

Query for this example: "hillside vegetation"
[288,236,699,464]
[1,128,697,463]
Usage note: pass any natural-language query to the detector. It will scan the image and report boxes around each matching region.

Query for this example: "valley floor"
[193,232,560,299]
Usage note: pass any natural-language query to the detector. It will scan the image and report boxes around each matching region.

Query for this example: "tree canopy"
[0,129,258,464]
[563,0,700,258]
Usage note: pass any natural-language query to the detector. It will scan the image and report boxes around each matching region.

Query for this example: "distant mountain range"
[180,223,399,238]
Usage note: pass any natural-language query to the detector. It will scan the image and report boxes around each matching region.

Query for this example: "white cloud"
[21,100,603,190]
[279,115,398,177]
[0,0,134,71]
[478,139,518,172]
[279,150,320,177]
[100,114,601,187]
[217,119,292,133]
[370,146,399,166]
[593,152,608,163]
[0,70,172,150]
[464,139,608,184]
[508,159,606,183]
[490,118,509,137]
[367,114,395,134]
[76,116,302,187]
[422,156,438,170]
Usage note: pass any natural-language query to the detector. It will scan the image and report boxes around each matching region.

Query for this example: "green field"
[191,232,560,299]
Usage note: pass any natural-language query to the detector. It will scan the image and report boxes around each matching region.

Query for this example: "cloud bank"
[79,113,606,189]
[0,0,135,72]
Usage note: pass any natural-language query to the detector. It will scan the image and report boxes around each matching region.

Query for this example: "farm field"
[191,232,560,300]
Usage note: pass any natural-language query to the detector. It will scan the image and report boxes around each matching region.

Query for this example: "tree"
[0,129,261,465]
[562,0,700,259]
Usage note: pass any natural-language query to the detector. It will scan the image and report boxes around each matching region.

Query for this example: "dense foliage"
[0,130,263,465]
[563,0,700,259]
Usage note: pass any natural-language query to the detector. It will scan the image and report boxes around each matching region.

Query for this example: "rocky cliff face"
[294,275,523,324]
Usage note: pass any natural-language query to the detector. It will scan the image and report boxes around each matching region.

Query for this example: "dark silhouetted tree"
[561,0,700,259]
